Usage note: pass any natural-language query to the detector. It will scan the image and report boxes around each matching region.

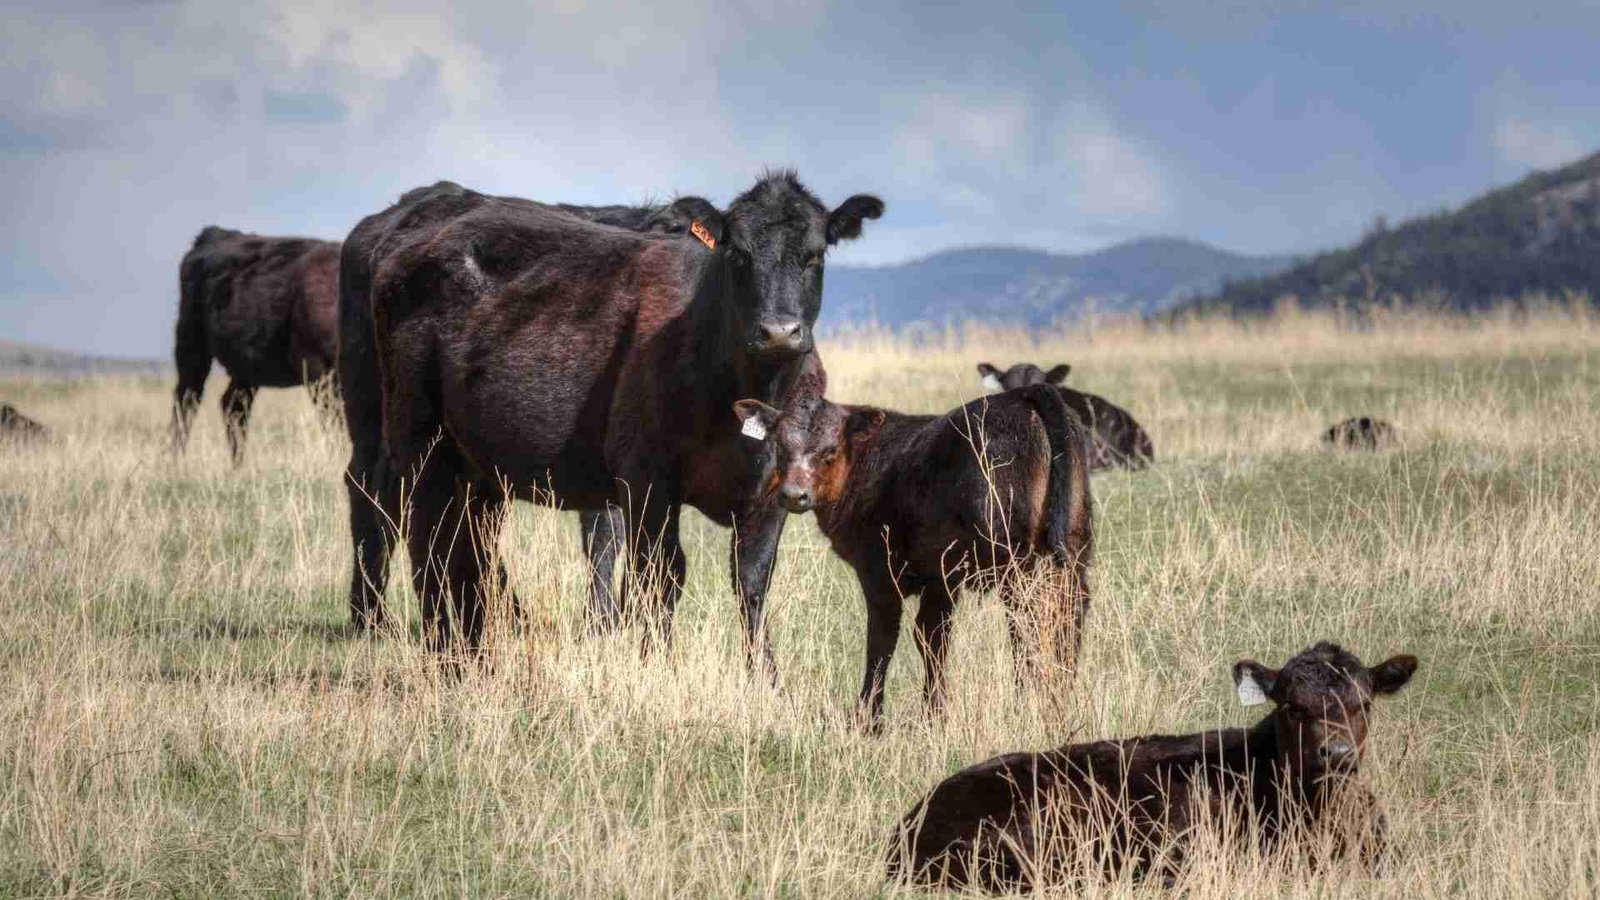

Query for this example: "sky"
[3,1,1598,357]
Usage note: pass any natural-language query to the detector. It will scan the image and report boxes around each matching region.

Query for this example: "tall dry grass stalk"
[2,305,1598,896]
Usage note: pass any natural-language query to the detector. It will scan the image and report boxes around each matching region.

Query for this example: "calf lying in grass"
[886,642,1419,892]
[0,403,48,442]
[977,361,1154,469]
[733,384,1093,722]
[1324,416,1397,450]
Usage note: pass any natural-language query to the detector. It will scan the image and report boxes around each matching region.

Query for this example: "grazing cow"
[339,174,882,666]
[733,383,1093,722]
[886,642,1419,892]
[1323,417,1396,451]
[173,228,342,462]
[1,403,48,441]
[977,362,1153,470]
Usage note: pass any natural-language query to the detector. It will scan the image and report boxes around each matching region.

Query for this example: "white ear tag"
[741,415,768,441]
[1236,673,1268,707]
[981,374,1003,392]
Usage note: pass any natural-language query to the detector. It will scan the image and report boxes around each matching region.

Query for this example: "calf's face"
[977,362,1071,392]
[1234,642,1418,780]
[715,175,883,360]
[733,396,883,513]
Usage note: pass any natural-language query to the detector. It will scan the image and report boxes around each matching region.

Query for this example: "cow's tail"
[1020,384,1093,669]
[171,249,214,453]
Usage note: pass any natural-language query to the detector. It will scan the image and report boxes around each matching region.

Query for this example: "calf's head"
[1233,642,1417,780]
[977,362,1071,392]
[733,394,884,513]
[703,172,883,360]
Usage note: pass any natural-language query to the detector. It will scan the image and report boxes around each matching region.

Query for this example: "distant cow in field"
[173,227,342,462]
[1,403,48,441]
[734,382,1092,722]
[339,174,882,667]
[887,641,1418,892]
[977,362,1153,470]
[1323,417,1396,451]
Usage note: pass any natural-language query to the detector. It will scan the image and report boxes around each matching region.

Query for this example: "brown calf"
[887,642,1419,892]
[734,384,1093,722]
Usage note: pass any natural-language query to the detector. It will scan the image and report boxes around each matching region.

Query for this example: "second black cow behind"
[734,383,1094,723]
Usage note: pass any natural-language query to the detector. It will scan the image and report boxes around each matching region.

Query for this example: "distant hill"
[825,237,1294,328]
[0,339,168,379]
[1179,151,1600,315]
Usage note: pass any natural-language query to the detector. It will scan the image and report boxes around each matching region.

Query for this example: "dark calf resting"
[1323,416,1396,450]
[339,175,881,665]
[1,403,48,441]
[735,383,1093,721]
[887,642,1419,892]
[977,362,1153,470]
[172,227,342,462]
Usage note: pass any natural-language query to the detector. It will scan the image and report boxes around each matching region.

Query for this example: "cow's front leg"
[730,500,788,683]
[619,480,685,656]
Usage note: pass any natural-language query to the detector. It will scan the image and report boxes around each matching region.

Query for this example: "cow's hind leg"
[171,328,210,455]
[345,442,398,631]
[405,448,507,663]
[220,380,257,465]
[580,506,626,635]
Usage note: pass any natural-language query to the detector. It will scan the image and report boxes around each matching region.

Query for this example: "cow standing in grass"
[172,228,342,462]
[734,382,1093,722]
[339,174,882,665]
[977,361,1153,469]
[887,642,1418,892]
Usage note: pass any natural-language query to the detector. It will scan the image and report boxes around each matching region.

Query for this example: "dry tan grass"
[2,305,1598,897]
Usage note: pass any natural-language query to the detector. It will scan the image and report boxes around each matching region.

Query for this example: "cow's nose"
[1320,740,1356,767]
[781,487,813,513]
[758,320,806,350]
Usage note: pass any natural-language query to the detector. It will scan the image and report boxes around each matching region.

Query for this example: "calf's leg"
[857,559,905,725]
[913,583,957,714]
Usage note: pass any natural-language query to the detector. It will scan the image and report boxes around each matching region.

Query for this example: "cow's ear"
[845,408,887,444]
[1232,660,1278,706]
[651,196,720,238]
[1369,655,1418,695]
[826,194,885,245]
[1045,364,1071,385]
[977,363,1003,392]
[733,399,780,441]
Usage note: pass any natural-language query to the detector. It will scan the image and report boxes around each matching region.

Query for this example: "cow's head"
[733,393,883,514]
[701,172,882,360]
[1233,642,1417,782]
[977,362,1071,392]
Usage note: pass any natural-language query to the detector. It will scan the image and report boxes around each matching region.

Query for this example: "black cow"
[172,228,342,462]
[339,174,882,668]
[887,642,1418,892]
[977,362,1153,470]
[734,382,1093,722]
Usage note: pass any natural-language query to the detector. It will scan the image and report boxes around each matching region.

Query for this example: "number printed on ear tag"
[1236,673,1268,706]
[741,416,768,441]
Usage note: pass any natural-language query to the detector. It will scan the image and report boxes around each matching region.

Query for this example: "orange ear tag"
[690,220,717,250]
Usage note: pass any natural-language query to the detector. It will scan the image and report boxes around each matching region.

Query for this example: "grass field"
[3,306,1598,897]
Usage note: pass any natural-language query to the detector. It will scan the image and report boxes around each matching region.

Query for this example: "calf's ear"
[1232,660,1278,706]
[1045,364,1072,385]
[1369,655,1418,694]
[827,194,885,244]
[732,399,780,440]
[846,408,887,444]
[977,363,1003,392]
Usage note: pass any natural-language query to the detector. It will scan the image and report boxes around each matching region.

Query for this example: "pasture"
[2,306,1598,897]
